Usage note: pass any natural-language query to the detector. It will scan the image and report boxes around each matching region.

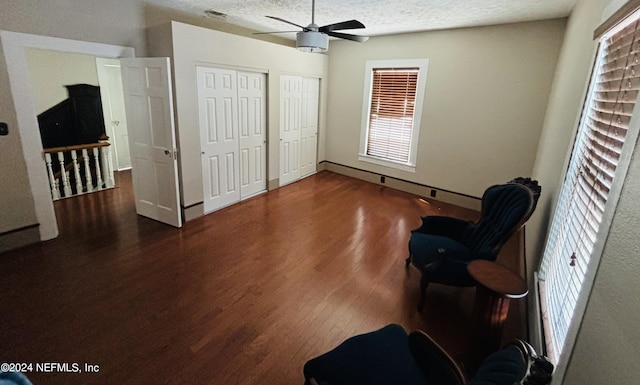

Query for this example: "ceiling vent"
[204,10,227,21]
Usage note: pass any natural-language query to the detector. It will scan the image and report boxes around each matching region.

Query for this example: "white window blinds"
[538,15,640,362]
[366,68,419,163]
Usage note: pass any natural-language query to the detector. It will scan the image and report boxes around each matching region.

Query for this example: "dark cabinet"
[38,84,106,148]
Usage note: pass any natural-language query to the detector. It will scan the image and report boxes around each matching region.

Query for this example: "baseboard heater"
[318,160,483,212]
[319,160,479,200]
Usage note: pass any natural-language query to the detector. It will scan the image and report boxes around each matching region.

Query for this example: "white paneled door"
[197,67,266,214]
[120,57,182,228]
[300,77,319,177]
[280,75,319,185]
[280,75,302,185]
[237,71,267,199]
[96,58,131,170]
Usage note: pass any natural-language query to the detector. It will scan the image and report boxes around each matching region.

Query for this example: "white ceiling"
[147,0,577,40]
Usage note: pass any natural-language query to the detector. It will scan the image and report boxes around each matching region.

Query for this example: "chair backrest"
[460,178,541,257]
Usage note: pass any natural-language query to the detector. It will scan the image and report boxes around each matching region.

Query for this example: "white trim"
[531,271,545,356]
[0,30,135,241]
[358,154,416,173]
[359,58,429,172]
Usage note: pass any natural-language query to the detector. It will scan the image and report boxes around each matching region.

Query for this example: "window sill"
[358,155,416,173]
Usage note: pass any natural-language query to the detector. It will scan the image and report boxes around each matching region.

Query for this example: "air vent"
[204,9,227,20]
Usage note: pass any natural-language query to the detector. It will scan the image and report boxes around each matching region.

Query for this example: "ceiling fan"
[256,0,369,52]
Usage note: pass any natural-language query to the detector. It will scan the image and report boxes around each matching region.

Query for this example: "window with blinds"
[359,59,428,172]
[538,13,640,363]
[366,68,418,163]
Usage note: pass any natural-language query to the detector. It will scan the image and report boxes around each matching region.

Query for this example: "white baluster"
[83,149,94,192]
[100,146,115,188]
[93,147,104,190]
[71,150,84,195]
[44,153,60,200]
[58,151,72,197]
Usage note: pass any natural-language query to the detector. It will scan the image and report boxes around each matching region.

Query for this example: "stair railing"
[43,142,114,200]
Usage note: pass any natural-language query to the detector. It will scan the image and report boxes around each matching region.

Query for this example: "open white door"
[120,57,182,228]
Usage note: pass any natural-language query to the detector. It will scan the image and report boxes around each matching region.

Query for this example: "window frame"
[359,59,429,172]
[537,8,640,381]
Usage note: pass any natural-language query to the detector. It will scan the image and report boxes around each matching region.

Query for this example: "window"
[538,11,640,364]
[359,59,429,172]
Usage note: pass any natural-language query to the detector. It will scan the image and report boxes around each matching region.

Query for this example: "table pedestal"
[467,260,528,372]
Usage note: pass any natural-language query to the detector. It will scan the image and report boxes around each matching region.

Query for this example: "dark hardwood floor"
[0,170,526,385]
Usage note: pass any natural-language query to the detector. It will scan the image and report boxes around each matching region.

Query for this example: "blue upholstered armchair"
[303,324,553,385]
[406,178,541,310]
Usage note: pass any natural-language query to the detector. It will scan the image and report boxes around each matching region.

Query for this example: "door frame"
[96,57,131,171]
[1,30,135,240]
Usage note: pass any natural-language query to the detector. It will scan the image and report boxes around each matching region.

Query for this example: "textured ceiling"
[146,0,577,39]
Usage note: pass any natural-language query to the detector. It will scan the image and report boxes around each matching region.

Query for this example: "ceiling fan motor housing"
[296,30,328,52]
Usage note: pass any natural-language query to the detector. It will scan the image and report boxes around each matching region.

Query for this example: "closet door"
[280,75,302,185]
[197,66,240,213]
[300,77,319,177]
[238,71,267,198]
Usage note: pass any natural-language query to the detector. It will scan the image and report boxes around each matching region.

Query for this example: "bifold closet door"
[280,75,319,186]
[198,67,240,213]
[280,75,302,186]
[300,77,319,177]
[197,67,267,214]
[237,71,267,199]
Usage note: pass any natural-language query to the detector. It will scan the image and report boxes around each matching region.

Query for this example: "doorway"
[25,49,132,176]
[1,30,135,240]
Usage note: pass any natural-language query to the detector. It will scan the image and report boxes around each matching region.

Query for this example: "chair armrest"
[412,216,470,239]
[508,339,554,385]
[408,330,467,385]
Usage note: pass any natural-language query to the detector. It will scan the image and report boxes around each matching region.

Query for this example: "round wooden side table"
[467,259,528,370]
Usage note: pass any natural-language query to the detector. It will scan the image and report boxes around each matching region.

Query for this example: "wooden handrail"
[43,141,110,154]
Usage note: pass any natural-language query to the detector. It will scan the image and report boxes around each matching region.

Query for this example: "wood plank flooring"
[0,170,526,385]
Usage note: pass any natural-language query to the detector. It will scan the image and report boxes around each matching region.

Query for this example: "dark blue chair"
[0,371,33,385]
[406,178,541,310]
[302,324,553,385]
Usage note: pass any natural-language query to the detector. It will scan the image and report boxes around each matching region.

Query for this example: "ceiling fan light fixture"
[296,31,328,53]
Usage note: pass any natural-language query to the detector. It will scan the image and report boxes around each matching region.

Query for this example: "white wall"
[325,19,566,200]
[164,21,329,217]
[25,49,100,114]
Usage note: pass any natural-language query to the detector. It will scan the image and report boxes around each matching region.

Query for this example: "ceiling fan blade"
[326,31,369,43]
[319,19,365,32]
[253,30,300,35]
[266,16,306,30]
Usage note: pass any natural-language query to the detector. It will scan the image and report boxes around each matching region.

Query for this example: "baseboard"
[268,178,279,191]
[320,161,482,211]
[529,271,545,355]
[182,202,204,222]
[0,224,40,254]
